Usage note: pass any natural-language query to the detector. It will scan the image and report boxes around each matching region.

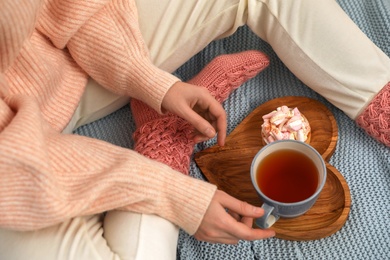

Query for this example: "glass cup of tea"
[250,140,327,229]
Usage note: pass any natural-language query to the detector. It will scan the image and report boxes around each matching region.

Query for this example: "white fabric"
[4,0,390,259]
[104,211,179,260]
[0,213,178,260]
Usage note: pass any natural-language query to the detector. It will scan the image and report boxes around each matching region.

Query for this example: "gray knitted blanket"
[75,0,390,259]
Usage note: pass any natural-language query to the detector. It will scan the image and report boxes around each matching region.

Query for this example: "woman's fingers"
[162,82,227,145]
[195,191,275,244]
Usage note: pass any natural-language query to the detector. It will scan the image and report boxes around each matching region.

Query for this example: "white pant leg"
[63,78,130,133]
[137,0,390,119]
[0,212,178,260]
[246,0,390,119]
[135,0,245,72]
[103,211,179,260]
[0,215,120,260]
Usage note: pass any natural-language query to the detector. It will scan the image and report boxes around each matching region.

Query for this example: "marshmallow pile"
[261,105,311,144]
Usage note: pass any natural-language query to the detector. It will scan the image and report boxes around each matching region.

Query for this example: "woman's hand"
[194,190,276,244]
[161,81,227,146]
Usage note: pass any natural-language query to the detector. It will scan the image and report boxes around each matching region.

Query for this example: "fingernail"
[253,207,263,214]
[205,128,216,138]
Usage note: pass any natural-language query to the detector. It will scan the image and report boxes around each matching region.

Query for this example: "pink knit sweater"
[0,0,216,235]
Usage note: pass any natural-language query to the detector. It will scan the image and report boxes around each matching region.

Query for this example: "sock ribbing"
[356,82,390,146]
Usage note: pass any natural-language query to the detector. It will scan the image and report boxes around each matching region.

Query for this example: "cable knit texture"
[356,82,390,146]
[0,0,216,235]
[132,51,270,174]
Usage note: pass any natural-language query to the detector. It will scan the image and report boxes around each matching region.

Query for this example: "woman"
[1,0,389,259]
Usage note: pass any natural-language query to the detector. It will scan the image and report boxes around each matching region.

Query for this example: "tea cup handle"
[255,203,279,229]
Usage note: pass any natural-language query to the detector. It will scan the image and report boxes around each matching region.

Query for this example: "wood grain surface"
[195,96,351,241]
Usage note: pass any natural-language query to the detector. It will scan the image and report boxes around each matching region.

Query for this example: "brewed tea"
[256,149,318,203]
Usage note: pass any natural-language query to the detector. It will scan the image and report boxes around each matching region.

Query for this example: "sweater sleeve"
[37,0,179,113]
[0,92,216,235]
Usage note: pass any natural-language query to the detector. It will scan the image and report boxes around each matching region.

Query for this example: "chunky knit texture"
[131,50,270,174]
[356,82,390,146]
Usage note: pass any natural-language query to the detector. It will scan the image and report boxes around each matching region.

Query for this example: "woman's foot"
[187,50,270,103]
[131,50,270,174]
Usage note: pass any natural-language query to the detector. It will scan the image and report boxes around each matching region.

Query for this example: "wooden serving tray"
[195,96,351,241]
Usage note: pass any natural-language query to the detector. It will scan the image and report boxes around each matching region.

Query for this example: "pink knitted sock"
[356,82,390,146]
[131,50,270,174]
